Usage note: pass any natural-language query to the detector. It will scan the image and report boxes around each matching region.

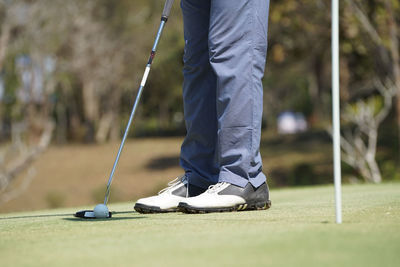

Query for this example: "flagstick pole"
[332,0,342,224]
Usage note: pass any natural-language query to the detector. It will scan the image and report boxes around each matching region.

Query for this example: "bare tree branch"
[345,0,384,45]
[374,78,396,125]
[0,120,54,196]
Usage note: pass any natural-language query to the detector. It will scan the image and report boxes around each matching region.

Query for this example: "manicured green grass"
[1,183,399,267]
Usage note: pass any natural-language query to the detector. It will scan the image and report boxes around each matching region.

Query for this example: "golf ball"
[93,204,109,218]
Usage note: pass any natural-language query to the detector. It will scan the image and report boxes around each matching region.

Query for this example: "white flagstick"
[332,0,342,224]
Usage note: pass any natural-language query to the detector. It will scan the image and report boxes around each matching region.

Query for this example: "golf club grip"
[162,0,175,19]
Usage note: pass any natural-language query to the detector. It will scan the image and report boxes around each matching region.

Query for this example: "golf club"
[74,0,175,219]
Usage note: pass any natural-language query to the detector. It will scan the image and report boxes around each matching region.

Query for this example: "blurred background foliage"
[0,0,399,198]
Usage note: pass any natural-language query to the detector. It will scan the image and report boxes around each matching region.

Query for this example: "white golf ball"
[93,204,109,218]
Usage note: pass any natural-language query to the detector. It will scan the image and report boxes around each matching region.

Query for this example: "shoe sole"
[134,203,178,214]
[178,200,271,214]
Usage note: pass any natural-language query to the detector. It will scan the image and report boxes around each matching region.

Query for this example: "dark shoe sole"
[134,203,179,214]
[178,200,271,214]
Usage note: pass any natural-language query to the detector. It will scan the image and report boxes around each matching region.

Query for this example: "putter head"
[74,210,112,219]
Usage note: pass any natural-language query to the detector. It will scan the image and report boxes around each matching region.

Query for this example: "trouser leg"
[209,0,270,187]
[180,0,219,189]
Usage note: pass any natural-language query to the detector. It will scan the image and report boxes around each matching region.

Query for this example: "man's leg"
[209,0,270,188]
[178,0,271,213]
[133,0,216,213]
[179,0,219,189]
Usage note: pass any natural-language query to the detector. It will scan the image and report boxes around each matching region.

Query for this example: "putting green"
[1,183,399,267]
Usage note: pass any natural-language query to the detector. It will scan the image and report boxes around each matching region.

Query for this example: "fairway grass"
[1,183,399,267]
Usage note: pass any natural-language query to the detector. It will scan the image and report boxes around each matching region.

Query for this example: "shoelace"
[158,175,188,195]
[206,182,227,194]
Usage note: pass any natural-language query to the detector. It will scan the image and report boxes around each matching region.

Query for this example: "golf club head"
[74,210,112,219]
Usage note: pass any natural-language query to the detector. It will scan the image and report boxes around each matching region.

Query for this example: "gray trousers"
[180,0,270,189]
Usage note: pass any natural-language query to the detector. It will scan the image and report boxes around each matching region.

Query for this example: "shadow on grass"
[0,213,73,220]
[0,211,143,221]
[64,210,146,221]
[63,216,146,222]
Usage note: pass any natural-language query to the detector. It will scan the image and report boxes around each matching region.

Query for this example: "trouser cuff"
[219,170,266,188]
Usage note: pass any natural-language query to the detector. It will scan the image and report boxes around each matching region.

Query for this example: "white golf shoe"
[178,182,271,213]
[134,175,205,213]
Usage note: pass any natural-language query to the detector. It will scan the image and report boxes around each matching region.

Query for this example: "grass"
[1,183,399,267]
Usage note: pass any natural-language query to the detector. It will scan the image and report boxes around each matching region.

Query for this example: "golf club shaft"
[103,1,174,205]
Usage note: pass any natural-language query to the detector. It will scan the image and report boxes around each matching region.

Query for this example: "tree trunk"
[0,22,10,71]
[82,79,99,142]
[55,101,68,144]
[366,157,382,183]
[366,127,382,183]
[95,112,114,143]
[95,87,121,143]
[308,57,324,125]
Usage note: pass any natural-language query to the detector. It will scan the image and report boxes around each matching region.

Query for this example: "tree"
[344,0,400,155]
[338,0,400,182]
[340,79,396,183]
